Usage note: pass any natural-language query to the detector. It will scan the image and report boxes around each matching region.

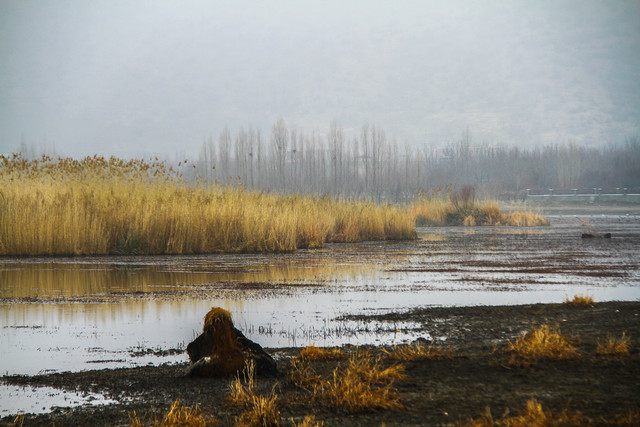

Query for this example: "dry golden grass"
[564,295,595,306]
[596,333,630,356]
[130,400,218,427]
[0,155,415,255]
[228,360,258,406]
[383,343,453,362]
[410,196,548,227]
[463,215,477,226]
[503,211,550,227]
[298,346,345,361]
[506,325,578,366]
[235,393,281,427]
[227,358,282,427]
[466,399,590,427]
[289,415,324,427]
[290,354,405,413]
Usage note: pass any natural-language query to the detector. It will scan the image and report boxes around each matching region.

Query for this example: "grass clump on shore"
[228,360,282,427]
[0,155,415,256]
[130,400,218,427]
[596,333,630,356]
[298,346,345,361]
[564,295,595,306]
[289,353,405,412]
[506,325,578,366]
[466,399,590,427]
[411,186,548,227]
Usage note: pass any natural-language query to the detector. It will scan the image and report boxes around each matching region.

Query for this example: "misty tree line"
[192,119,640,200]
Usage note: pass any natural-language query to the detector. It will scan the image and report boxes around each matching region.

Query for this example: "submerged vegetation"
[0,155,547,256]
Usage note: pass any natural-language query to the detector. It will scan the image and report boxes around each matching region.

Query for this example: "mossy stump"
[186,307,277,377]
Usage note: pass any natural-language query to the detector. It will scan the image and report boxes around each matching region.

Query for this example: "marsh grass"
[383,343,453,362]
[298,346,345,361]
[0,155,415,256]
[410,196,548,227]
[466,399,590,427]
[130,400,218,427]
[596,333,630,356]
[289,353,405,412]
[506,325,578,366]
[564,295,595,306]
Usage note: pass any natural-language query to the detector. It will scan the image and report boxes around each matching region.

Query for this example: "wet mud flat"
[3,301,638,426]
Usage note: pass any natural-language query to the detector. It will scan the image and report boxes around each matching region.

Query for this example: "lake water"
[1,214,639,378]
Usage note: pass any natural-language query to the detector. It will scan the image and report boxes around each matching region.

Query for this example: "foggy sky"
[1,0,639,157]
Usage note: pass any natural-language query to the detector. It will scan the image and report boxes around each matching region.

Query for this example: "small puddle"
[0,383,117,416]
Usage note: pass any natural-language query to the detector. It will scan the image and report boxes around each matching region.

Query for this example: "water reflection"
[0,260,377,299]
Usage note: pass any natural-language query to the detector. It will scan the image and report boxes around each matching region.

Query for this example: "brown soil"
[2,301,639,426]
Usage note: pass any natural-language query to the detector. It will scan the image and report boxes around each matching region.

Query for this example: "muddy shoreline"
[2,300,638,426]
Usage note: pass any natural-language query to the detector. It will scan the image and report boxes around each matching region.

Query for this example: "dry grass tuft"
[596,333,630,356]
[466,399,590,427]
[503,211,550,227]
[564,295,595,306]
[384,343,453,362]
[228,360,257,406]
[289,415,324,427]
[290,353,405,413]
[235,393,281,427]
[506,325,578,366]
[130,400,218,427]
[298,346,345,361]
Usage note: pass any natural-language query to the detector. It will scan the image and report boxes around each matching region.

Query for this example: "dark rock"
[582,232,612,239]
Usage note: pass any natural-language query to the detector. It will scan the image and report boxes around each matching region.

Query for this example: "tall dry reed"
[0,155,415,255]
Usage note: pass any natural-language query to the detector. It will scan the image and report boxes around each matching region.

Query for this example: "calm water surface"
[1,215,639,377]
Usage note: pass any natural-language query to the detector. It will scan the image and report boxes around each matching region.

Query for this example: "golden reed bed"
[0,155,546,256]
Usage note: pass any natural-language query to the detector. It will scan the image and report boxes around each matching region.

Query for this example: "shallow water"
[0,383,116,416]
[1,214,639,380]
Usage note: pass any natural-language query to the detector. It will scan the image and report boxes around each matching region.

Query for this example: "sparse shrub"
[384,343,453,362]
[596,333,630,356]
[466,399,590,426]
[506,325,578,366]
[451,186,476,211]
[298,346,345,361]
[564,295,595,306]
[130,400,218,427]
